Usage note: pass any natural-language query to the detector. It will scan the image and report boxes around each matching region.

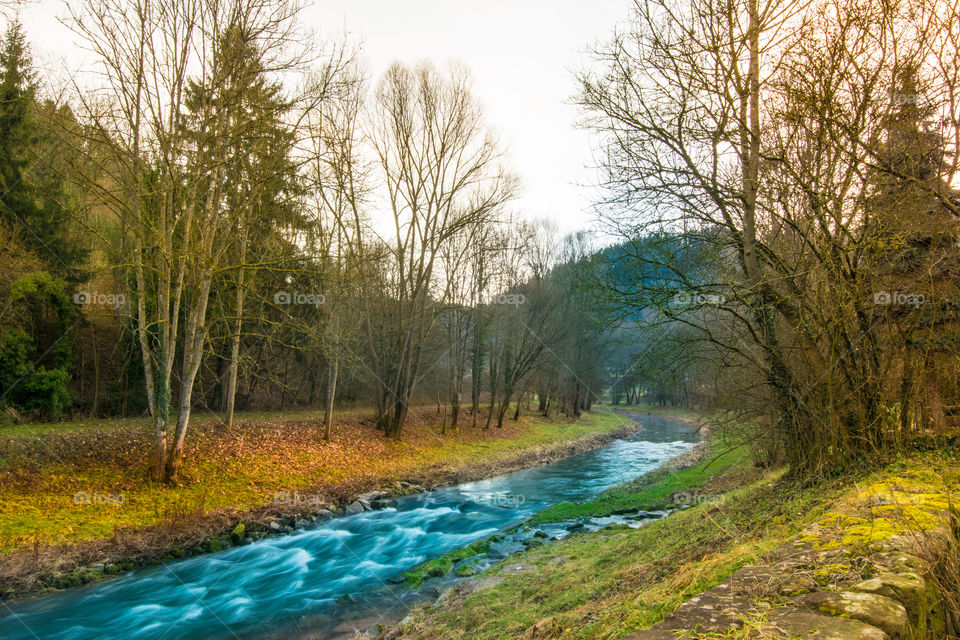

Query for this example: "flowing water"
[0,414,698,640]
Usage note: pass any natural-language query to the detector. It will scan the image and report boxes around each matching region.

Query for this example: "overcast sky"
[12,0,632,235]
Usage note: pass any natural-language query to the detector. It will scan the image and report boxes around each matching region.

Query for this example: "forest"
[0,1,615,484]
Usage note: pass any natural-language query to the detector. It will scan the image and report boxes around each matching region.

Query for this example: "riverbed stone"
[801,591,908,638]
[345,501,365,515]
[357,490,391,502]
[867,551,928,575]
[656,589,754,633]
[721,563,818,596]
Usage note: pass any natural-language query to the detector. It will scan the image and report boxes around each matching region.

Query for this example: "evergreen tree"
[0,20,86,281]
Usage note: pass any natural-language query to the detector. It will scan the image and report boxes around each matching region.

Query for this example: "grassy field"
[0,406,633,556]
[395,443,960,640]
[613,402,702,419]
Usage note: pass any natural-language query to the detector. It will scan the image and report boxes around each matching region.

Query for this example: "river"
[0,413,698,640]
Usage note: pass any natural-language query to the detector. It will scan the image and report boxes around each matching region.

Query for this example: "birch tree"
[69,0,312,480]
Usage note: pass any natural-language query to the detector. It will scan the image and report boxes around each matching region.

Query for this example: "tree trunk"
[223,231,247,428]
[165,268,214,481]
[324,352,338,441]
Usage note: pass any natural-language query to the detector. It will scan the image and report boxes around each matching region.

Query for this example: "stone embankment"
[626,484,958,640]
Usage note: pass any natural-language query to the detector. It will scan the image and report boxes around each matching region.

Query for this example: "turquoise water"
[0,414,697,640]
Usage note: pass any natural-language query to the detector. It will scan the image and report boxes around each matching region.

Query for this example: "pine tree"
[0,20,86,281]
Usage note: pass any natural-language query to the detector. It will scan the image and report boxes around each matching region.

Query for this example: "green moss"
[393,446,960,639]
[468,539,491,554]
[423,557,453,577]
[528,440,750,525]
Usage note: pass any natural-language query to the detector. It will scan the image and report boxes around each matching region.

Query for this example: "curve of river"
[0,414,698,640]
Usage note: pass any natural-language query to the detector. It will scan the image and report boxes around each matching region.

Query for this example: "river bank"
[0,406,637,598]
[0,412,701,640]
[384,437,960,640]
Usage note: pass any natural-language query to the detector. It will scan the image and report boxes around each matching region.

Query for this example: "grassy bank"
[0,407,632,553]
[0,405,632,589]
[392,441,960,640]
[527,440,749,525]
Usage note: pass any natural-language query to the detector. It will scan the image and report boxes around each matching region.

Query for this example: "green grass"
[527,439,751,525]
[396,448,960,640]
[398,466,817,639]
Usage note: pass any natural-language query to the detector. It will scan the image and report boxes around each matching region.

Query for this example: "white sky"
[12,0,633,235]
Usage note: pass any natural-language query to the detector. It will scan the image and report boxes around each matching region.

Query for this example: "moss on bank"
[528,441,751,525]
[391,446,960,640]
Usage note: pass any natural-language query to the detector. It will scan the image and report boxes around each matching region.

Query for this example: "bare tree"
[360,61,516,439]
[68,0,320,480]
[583,0,960,472]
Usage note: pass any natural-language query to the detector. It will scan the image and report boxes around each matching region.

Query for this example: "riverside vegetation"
[0,407,634,596]
[385,427,960,640]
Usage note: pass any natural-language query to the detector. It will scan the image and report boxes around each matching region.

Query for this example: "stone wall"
[624,526,956,640]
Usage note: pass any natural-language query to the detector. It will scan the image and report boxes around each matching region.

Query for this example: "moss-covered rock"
[851,572,926,624]
[468,539,491,554]
[423,557,453,578]
[802,591,909,639]
[203,538,223,553]
[764,608,890,640]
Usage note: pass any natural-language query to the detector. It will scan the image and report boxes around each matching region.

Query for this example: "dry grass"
[0,405,634,596]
